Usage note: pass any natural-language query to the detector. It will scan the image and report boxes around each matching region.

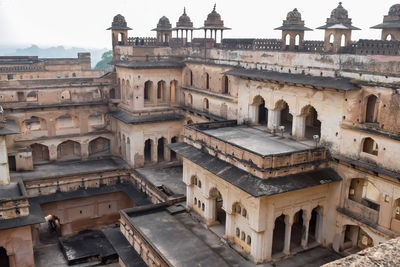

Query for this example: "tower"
[152,16,172,45]
[372,4,400,41]
[317,2,360,53]
[107,14,132,49]
[274,8,312,51]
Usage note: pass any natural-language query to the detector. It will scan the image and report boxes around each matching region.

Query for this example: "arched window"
[235,203,241,214]
[365,95,379,123]
[194,197,197,205]
[242,208,247,218]
[198,180,202,188]
[222,75,229,94]
[205,73,210,89]
[362,137,378,155]
[202,203,205,211]
[295,34,300,46]
[329,34,334,44]
[241,231,246,241]
[236,228,240,237]
[157,80,166,101]
[387,34,392,41]
[203,98,209,111]
[144,81,152,101]
[190,70,193,86]
[340,34,346,47]
[285,34,290,46]
[247,235,252,245]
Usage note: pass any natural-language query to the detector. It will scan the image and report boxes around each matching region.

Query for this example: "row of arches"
[251,96,321,140]
[30,137,110,164]
[144,136,178,164]
[186,69,229,94]
[21,113,105,134]
[272,206,322,256]
[143,80,177,104]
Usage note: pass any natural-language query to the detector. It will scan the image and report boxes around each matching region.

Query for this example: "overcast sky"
[0,0,399,49]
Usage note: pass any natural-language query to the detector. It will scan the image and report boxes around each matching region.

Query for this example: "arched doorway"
[144,139,152,163]
[0,247,9,267]
[250,95,268,124]
[157,138,166,162]
[290,210,304,250]
[57,140,81,161]
[365,95,378,123]
[210,188,225,225]
[31,143,50,164]
[88,137,110,157]
[341,225,374,252]
[301,105,321,139]
[170,136,178,160]
[272,214,286,255]
[308,206,323,244]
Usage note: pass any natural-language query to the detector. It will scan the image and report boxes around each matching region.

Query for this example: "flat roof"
[225,68,360,91]
[11,157,128,181]
[203,126,313,156]
[0,119,20,136]
[111,110,185,124]
[169,142,341,197]
[128,210,230,267]
[0,182,22,200]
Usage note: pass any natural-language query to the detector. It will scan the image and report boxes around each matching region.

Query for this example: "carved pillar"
[292,115,306,139]
[267,109,281,130]
[283,215,293,255]
[301,212,311,249]
[205,197,216,225]
[225,212,234,237]
[81,142,89,160]
[49,144,57,161]
[151,139,157,163]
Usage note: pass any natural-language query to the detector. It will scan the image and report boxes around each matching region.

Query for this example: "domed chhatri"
[153,16,172,31]
[275,8,312,31]
[389,4,400,16]
[372,4,400,40]
[176,7,193,28]
[107,14,132,30]
[317,2,360,30]
[204,4,224,27]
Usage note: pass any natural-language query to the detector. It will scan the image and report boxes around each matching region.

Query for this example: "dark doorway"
[216,193,225,225]
[308,208,318,244]
[144,139,152,163]
[0,247,9,267]
[290,210,304,250]
[157,138,165,162]
[8,156,16,171]
[170,137,177,160]
[365,95,378,123]
[272,215,286,255]
[258,98,268,124]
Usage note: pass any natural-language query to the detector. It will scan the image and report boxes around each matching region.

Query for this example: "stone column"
[264,212,275,261]
[151,139,158,163]
[0,136,10,185]
[49,144,57,161]
[205,197,216,225]
[301,212,311,249]
[251,230,267,263]
[292,115,306,139]
[283,215,293,255]
[267,109,281,130]
[315,210,323,244]
[81,142,89,159]
[186,185,193,208]
[225,212,234,237]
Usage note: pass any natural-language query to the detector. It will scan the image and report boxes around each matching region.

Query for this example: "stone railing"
[302,40,325,52]
[343,198,379,224]
[23,169,131,197]
[221,38,282,51]
[184,121,327,179]
[127,37,158,47]
[354,39,400,56]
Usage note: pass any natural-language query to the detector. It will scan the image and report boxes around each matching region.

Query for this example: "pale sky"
[0,0,399,49]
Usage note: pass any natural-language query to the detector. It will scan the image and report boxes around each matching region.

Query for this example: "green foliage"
[94,50,113,70]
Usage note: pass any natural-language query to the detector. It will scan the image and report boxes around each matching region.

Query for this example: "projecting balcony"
[343,198,379,225]
[184,121,327,179]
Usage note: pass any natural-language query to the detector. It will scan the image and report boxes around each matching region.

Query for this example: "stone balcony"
[183,121,327,179]
[343,198,379,225]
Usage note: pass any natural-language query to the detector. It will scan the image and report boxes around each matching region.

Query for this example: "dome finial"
[213,3,216,11]
[183,7,186,15]
[339,2,342,6]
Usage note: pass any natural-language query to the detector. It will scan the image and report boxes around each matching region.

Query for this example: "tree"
[94,50,113,70]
